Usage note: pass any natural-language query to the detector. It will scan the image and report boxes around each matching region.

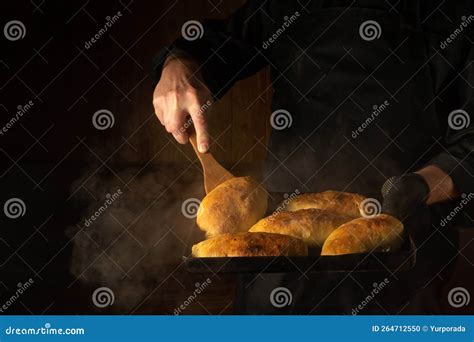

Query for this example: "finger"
[164,110,188,144]
[162,92,188,144]
[189,104,209,153]
[152,97,165,125]
[172,130,188,144]
[173,115,190,143]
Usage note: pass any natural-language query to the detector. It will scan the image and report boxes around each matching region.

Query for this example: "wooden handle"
[189,132,200,155]
[189,132,234,193]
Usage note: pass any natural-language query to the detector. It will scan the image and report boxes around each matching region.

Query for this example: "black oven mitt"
[381,173,431,243]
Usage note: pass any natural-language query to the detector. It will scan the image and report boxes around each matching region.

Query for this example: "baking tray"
[184,238,416,274]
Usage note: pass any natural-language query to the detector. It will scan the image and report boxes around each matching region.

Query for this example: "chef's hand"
[381,173,431,241]
[381,173,430,221]
[382,165,460,220]
[153,55,213,153]
[382,167,460,242]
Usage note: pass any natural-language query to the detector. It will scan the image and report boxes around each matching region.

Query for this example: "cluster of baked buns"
[192,177,403,258]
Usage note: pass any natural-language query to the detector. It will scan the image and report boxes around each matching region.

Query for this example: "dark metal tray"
[184,239,416,274]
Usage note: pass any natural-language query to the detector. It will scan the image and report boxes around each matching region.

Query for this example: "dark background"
[0,0,472,314]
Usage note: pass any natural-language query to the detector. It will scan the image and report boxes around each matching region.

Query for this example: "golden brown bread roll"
[321,214,404,255]
[286,191,366,217]
[249,209,353,247]
[196,176,268,236]
[192,232,308,257]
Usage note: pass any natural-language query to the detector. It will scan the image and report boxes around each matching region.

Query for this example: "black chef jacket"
[151,0,473,313]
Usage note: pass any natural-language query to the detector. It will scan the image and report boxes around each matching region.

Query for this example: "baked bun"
[196,176,268,236]
[192,232,308,257]
[321,214,404,255]
[286,191,366,217]
[249,209,352,247]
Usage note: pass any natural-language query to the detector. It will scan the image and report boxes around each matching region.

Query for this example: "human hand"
[153,56,213,152]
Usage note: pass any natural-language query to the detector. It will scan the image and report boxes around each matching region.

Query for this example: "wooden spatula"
[189,133,234,194]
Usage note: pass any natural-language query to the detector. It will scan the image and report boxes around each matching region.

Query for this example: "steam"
[66,165,205,312]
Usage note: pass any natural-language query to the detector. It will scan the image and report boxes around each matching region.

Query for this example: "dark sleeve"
[151,0,275,99]
[422,1,474,193]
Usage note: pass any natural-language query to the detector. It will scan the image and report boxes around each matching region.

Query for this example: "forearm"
[415,165,461,205]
